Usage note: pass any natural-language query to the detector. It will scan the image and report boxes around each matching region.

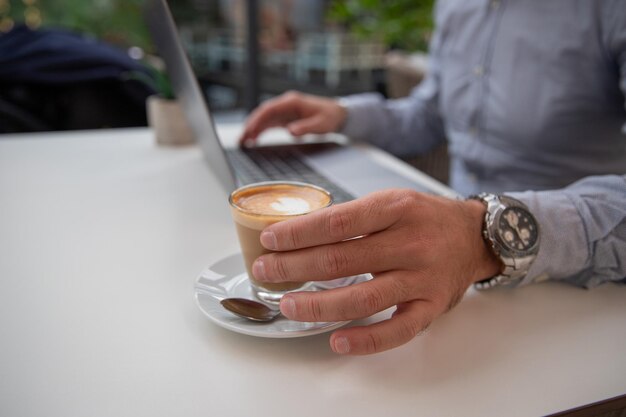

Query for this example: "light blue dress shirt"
[339,0,626,288]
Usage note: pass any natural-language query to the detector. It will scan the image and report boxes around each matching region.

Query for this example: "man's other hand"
[239,91,347,146]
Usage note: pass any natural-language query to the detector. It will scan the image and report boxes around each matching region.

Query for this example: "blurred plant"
[149,67,174,99]
[1,0,216,51]
[123,66,174,100]
[0,0,152,50]
[328,0,435,52]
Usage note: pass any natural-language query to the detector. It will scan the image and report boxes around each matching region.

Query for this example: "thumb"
[286,115,328,136]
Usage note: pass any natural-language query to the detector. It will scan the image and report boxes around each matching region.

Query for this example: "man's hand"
[252,189,502,355]
[239,91,347,145]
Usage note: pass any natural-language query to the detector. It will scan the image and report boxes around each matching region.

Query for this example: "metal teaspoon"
[220,298,282,322]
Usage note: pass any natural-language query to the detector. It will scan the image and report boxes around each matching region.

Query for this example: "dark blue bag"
[0,24,156,133]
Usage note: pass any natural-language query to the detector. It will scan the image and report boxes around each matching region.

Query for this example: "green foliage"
[1,0,150,51]
[123,66,174,99]
[328,0,435,52]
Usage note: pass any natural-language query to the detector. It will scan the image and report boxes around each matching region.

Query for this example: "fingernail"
[333,337,350,354]
[287,124,301,137]
[280,296,296,318]
[252,258,266,281]
[260,230,277,250]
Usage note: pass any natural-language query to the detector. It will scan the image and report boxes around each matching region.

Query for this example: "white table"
[1,127,625,417]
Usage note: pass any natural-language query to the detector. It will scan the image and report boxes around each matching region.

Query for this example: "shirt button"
[473,65,485,76]
[490,0,500,9]
[469,126,479,135]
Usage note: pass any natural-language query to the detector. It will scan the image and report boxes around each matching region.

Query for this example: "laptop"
[143,0,456,202]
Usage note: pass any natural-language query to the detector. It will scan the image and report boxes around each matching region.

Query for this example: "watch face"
[497,207,539,253]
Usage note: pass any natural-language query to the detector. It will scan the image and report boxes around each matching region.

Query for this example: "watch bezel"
[491,204,540,257]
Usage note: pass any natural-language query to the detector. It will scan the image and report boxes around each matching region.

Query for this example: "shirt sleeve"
[509,5,626,288]
[507,175,626,288]
[337,7,446,158]
[602,0,626,123]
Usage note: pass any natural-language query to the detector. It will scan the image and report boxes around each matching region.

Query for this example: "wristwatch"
[469,193,540,290]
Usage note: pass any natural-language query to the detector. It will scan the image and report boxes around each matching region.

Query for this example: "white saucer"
[194,253,370,338]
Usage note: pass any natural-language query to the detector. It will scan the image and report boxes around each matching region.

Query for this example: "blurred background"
[0,0,435,130]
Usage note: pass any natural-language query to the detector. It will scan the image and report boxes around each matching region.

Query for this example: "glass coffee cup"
[229,181,333,304]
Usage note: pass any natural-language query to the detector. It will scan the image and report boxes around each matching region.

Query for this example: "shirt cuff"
[337,93,385,141]
[505,190,589,287]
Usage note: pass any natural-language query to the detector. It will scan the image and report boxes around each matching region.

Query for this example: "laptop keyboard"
[225,145,355,203]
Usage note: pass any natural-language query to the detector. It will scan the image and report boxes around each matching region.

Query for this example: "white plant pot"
[146,95,195,146]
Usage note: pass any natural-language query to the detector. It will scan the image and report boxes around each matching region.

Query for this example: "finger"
[260,190,405,251]
[329,300,435,355]
[279,271,424,322]
[286,114,328,136]
[255,232,407,283]
[238,135,257,148]
[240,112,294,143]
[239,113,290,144]
[241,96,301,141]
[239,119,259,145]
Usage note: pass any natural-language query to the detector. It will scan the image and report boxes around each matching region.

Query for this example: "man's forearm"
[339,90,446,158]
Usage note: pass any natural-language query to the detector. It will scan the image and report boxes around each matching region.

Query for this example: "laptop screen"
[143,0,238,194]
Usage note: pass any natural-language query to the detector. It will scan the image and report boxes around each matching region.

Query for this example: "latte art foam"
[270,197,311,215]
[232,183,331,221]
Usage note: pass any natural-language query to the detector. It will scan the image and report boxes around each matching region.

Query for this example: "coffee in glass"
[229,181,333,304]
